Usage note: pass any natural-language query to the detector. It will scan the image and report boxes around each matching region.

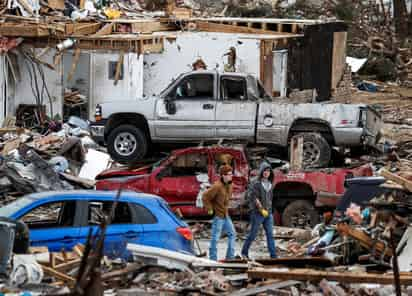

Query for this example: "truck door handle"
[203,104,214,110]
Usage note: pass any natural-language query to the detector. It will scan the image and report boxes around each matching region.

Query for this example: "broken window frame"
[157,151,210,178]
[220,75,248,101]
[108,61,124,81]
[246,75,272,100]
[19,200,79,229]
[131,204,158,225]
[87,200,135,225]
[213,151,237,176]
[166,74,215,100]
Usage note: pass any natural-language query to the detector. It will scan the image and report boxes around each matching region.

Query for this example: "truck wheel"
[293,133,331,168]
[282,200,319,229]
[107,125,148,164]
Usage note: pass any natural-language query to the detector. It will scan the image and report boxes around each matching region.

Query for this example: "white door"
[273,50,288,98]
[215,75,257,139]
[154,73,216,139]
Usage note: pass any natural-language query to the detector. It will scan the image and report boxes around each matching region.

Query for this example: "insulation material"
[79,149,111,180]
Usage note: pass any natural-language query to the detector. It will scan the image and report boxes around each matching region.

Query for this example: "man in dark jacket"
[241,162,277,258]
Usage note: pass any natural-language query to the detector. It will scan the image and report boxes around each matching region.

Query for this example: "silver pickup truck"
[91,70,382,167]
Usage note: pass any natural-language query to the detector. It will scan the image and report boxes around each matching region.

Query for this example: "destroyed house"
[0,17,348,124]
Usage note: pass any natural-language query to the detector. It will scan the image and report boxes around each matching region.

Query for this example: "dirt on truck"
[95,145,373,227]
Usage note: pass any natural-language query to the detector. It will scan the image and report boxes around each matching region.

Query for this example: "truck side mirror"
[165,99,176,115]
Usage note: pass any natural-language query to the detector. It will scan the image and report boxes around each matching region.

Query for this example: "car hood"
[96,165,152,180]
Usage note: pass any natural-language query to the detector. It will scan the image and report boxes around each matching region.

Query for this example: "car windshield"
[0,197,34,217]
[151,156,168,172]
[159,74,185,98]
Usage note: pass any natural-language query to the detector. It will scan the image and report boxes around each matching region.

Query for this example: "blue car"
[0,190,194,258]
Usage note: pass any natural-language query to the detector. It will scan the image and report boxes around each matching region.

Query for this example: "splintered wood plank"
[93,22,114,36]
[41,265,76,285]
[114,51,124,86]
[73,244,84,257]
[0,23,49,37]
[381,169,412,192]
[248,268,412,285]
[66,22,100,36]
[337,222,393,257]
[195,21,296,36]
[67,48,81,82]
[131,21,171,33]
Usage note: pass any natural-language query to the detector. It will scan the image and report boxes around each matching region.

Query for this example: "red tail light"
[176,227,193,241]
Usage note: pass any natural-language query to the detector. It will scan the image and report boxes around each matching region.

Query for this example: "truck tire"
[293,133,331,168]
[107,125,148,164]
[282,200,319,229]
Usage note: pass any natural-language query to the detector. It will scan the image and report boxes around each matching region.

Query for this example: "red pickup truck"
[95,146,373,227]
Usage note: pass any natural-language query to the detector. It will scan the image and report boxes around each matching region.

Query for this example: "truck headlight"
[263,115,273,127]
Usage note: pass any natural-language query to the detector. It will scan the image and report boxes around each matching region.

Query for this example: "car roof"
[183,70,250,78]
[25,190,164,204]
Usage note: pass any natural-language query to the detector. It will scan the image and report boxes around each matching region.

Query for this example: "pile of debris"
[0,116,112,202]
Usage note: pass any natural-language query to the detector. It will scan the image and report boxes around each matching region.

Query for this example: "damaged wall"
[14,49,63,120]
[287,22,348,101]
[7,49,144,122]
[144,32,261,97]
[89,52,144,120]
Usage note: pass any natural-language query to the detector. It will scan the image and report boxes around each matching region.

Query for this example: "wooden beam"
[248,268,412,285]
[92,22,114,36]
[54,259,82,272]
[380,169,412,192]
[195,21,296,36]
[47,0,65,10]
[41,265,76,286]
[131,20,171,34]
[337,222,393,257]
[114,51,124,86]
[66,22,100,36]
[67,48,81,82]
[229,280,301,296]
[0,23,49,37]
[290,135,303,171]
[277,23,283,32]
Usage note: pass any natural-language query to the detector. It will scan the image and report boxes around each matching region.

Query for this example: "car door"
[19,200,83,252]
[78,200,143,259]
[150,151,210,213]
[128,202,163,248]
[154,73,217,139]
[215,75,258,139]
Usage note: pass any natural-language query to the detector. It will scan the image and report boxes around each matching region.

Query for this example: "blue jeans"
[241,211,276,258]
[209,216,236,261]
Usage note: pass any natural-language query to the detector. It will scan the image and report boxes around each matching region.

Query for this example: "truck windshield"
[159,74,185,98]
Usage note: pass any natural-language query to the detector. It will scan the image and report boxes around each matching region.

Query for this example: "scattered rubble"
[0,116,110,202]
